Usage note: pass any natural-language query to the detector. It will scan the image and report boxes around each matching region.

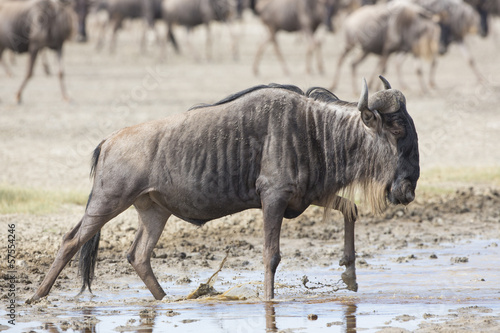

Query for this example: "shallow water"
[4,238,500,332]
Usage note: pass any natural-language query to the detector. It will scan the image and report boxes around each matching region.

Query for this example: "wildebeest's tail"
[78,141,105,294]
[89,140,104,179]
[78,231,101,294]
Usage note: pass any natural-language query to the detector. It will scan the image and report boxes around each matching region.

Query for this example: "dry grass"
[418,166,500,195]
[0,166,498,214]
[0,185,88,214]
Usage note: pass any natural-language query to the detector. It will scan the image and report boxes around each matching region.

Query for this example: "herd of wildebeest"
[0,0,496,302]
[1,0,499,102]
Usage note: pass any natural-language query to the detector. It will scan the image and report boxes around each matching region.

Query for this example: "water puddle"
[3,238,500,332]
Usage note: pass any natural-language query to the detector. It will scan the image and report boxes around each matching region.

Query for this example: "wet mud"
[2,189,500,332]
[1,11,500,332]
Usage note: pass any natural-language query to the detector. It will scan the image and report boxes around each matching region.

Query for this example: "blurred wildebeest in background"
[0,0,75,103]
[95,0,163,53]
[411,0,487,83]
[330,1,440,94]
[28,76,419,302]
[162,0,237,61]
[465,0,500,37]
[73,0,91,42]
[251,0,339,76]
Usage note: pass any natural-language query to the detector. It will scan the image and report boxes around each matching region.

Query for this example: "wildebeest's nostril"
[405,190,415,204]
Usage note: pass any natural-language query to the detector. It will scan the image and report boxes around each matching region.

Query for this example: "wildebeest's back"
[0,0,74,53]
[0,1,31,52]
[258,0,302,32]
[344,5,388,55]
[163,0,210,27]
[96,88,330,223]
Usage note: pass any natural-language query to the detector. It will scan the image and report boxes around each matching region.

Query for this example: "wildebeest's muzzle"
[387,178,416,205]
[387,109,419,206]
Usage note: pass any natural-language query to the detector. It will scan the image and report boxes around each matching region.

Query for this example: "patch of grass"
[418,166,500,195]
[0,185,88,214]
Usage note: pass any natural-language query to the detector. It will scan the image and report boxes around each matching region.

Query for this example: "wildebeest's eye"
[388,122,405,137]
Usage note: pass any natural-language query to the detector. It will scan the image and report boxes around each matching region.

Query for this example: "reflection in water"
[344,302,357,333]
[82,307,97,333]
[264,301,357,332]
[137,307,157,333]
[43,307,98,333]
[40,322,60,333]
[265,302,277,332]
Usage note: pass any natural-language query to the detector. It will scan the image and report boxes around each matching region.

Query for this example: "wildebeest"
[0,0,74,103]
[95,0,163,53]
[330,1,440,94]
[73,0,91,42]
[162,0,236,61]
[411,0,487,83]
[465,0,500,37]
[251,0,338,75]
[28,76,419,302]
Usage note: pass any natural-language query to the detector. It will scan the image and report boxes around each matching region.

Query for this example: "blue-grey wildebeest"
[0,0,74,103]
[330,1,440,94]
[161,0,236,61]
[464,0,500,37]
[251,0,338,75]
[73,0,90,42]
[411,0,487,83]
[95,0,163,53]
[28,76,419,302]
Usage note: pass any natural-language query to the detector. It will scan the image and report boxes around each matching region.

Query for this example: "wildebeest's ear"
[358,78,379,129]
[361,109,379,129]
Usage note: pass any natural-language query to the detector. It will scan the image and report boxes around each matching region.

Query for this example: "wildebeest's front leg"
[261,192,287,300]
[16,48,39,104]
[56,49,69,101]
[331,196,358,292]
[128,194,170,300]
[458,41,487,84]
[204,23,212,61]
[0,48,13,77]
[304,30,323,75]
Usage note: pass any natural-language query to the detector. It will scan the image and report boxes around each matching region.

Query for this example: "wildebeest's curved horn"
[357,78,369,111]
[368,89,406,114]
[379,75,391,90]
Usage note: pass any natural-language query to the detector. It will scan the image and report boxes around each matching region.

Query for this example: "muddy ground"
[1,12,500,332]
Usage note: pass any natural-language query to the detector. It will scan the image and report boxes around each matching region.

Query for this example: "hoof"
[26,295,40,304]
[341,268,358,292]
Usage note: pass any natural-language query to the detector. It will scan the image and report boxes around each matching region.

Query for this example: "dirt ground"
[1,11,500,332]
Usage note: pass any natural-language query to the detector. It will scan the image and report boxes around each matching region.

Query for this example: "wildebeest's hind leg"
[127,194,170,300]
[331,196,358,292]
[27,210,123,303]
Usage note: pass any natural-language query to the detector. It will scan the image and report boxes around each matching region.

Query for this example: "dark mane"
[305,87,355,107]
[188,83,305,111]
[189,84,353,111]
[306,87,340,104]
